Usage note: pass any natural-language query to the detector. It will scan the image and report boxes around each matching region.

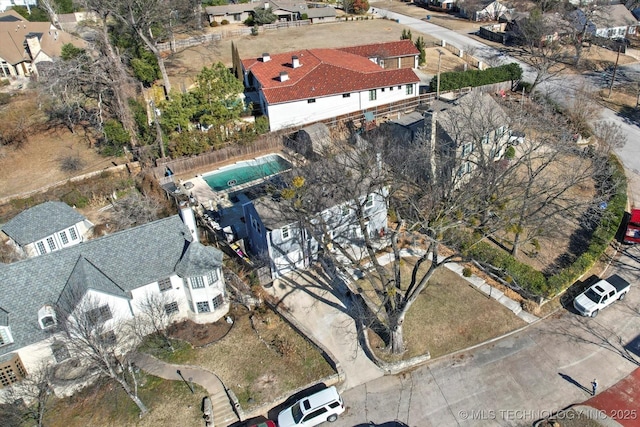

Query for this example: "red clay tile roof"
[242,47,420,105]
[337,39,420,59]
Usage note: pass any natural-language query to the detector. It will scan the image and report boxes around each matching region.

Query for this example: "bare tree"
[496,101,621,258]
[109,191,168,231]
[1,363,55,427]
[56,292,148,416]
[512,9,567,92]
[95,0,200,99]
[131,291,178,352]
[270,94,512,354]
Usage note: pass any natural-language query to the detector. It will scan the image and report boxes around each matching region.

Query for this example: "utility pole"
[436,49,444,100]
[607,45,621,99]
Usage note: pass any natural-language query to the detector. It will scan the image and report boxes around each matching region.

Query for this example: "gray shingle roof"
[1,201,87,245]
[175,242,223,277]
[0,215,223,357]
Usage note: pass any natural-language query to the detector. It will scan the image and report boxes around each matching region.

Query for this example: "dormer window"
[38,305,57,329]
[0,326,13,347]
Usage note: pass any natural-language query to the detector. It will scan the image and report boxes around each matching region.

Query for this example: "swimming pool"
[203,154,292,191]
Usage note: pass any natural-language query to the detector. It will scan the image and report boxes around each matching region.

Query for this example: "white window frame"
[196,301,210,313]
[0,326,13,347]
[59,230,69,245]
[46,236,56,251]
[212,294,224,310]
[406,84,414,95]
[369,89,377,101]
[207,270,219,285]
[164,301,179,315]
[68,227,78,241]
[190,276,205,289]
[365,194,374,209]
[36,241,46,255]
[281,225,291,240]
[158,277,172,292]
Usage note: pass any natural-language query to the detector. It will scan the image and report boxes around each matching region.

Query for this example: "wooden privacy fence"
[157,20,311,52]
[152,134,284,179]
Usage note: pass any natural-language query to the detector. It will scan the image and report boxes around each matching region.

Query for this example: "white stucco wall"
[266,84,418,131]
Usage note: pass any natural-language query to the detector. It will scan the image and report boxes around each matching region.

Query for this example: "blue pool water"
[203,154,292,191]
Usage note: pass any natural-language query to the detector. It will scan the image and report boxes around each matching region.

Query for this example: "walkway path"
[134,353,239,427]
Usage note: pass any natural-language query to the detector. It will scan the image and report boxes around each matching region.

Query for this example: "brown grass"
[45,374,206,427]
[187,305,335,409]
[363,257,526,361]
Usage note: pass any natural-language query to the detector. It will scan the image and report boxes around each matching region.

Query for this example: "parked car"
[277,386,345,427]
[248,421,276,427]
[573,274,630,317]
[624,208,640,244]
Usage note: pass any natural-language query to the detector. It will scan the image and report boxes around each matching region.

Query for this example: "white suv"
[277,386,345,427]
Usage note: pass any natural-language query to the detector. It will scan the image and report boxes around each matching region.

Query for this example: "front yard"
[150,305,336,409]
[364,257,527,361]
[44,374,206,427]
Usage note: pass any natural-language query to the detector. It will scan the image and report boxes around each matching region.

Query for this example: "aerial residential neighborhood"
[0,0,640,426]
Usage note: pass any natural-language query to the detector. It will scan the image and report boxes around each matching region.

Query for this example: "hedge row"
[430,63,523,92]
[465,155,627,298]
[547,155,627,294]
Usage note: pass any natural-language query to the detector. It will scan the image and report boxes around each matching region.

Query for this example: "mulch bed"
[167,316,234,348]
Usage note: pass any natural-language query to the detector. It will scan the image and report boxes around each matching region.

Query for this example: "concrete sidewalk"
[134,353,239,426]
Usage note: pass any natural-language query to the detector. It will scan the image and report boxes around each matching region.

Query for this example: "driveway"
[266,268,384,390]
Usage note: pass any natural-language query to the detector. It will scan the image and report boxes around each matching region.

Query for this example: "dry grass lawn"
[45,374,206,427]
[158,305,335,409]
[363,257,526,361]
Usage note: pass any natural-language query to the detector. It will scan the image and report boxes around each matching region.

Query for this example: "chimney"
[264,1,270,9]
[261,52,271,62]
[292,55,300,68]
[54,31,58,40]
[25,35,42,60]
[426,111,437,181]
[279,71,289,82]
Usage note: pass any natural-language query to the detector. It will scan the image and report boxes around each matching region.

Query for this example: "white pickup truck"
[573,274,630,317]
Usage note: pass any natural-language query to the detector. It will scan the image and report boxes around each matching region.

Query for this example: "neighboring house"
[205,0,336,24]
[54,11,99,33]
[460,0,511,21]
[0,0,36,12]
[0,10,85,78]
[337,40,420,70]
[241,42,420,131]
[569,5,638,39]
[487,12,571,46]
[0,213,227,389]
[241,183,389,279]
[1,201,94,258]
[389,91,510,184]
[416,0,458,11]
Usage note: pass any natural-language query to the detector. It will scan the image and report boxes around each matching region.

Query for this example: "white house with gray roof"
[1,201,94,258]
[0,215,226,390]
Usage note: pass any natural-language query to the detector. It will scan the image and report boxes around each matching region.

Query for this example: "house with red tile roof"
[241,41,421,131]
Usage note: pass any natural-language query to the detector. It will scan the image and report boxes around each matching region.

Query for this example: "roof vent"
[279,71,289,82]
[261,52,271,62]
[292,55,300,68]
